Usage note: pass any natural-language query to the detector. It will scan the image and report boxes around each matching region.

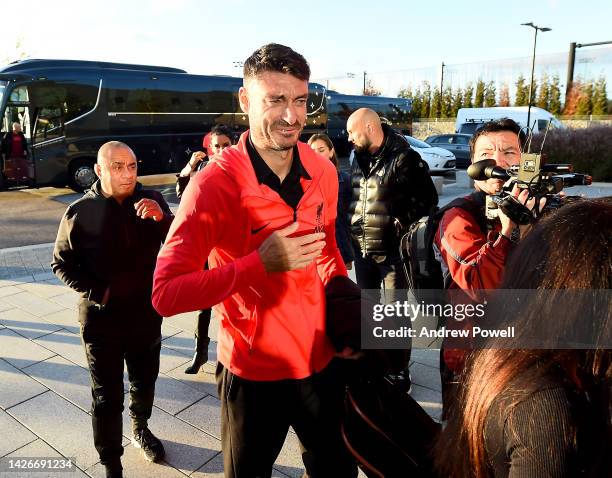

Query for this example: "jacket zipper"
[361,176,367,255]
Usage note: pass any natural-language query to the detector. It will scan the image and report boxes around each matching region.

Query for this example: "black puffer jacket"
[349,124,438,257]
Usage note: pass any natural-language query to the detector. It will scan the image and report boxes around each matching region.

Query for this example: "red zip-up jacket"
[434,195,512,292]
[434,194,513,372]
[152,131,347,381]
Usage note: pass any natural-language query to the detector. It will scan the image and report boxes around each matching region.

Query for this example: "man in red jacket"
[153,43,356,478]
[434,118,539,414]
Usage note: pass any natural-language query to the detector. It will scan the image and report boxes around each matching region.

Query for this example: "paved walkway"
[2,173,610,477]
[0,254,442,477]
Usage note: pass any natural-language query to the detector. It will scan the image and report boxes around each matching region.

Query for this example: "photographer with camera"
[434,119,541,414]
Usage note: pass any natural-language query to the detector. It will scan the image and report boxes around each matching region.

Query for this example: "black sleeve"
[176,174,190,200]
[50,207,108,304]
[392,148,439,229]
[21,133,28,155]
[502,388,575,478]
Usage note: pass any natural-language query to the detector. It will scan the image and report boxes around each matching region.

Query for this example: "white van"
[455,107,564,135]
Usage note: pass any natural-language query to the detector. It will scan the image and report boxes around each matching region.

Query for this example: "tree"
[498,83,511,107]
[431,88,442,118]
[441,86,453,117]
[422,81,432,118]
[399,86,424,118]
[515,75,528,106]
[563,81,583,115]
[474,79,485,107]
[451,88,463,117]
[463,83,474,108]
[363,79,381,96]
[398,86,412,99]
[3,38,29,64]
[536,74,550,110]
[576,81,594,115]
[411,87,423,118]
[528,80,537,106]
[592,77,608,115]
[484,81,496,107]
[549,75,562,115]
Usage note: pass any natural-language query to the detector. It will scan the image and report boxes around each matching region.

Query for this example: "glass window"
[455,135,469,145]
[405,136,430,148]
[458,123,481,135]
[108,76,235,114]
[0,80,7,106]
[9,85,29,103]
[429,136,443,144]
[537,119,550,132]
[29,81,98,123]
[33,106,63,143]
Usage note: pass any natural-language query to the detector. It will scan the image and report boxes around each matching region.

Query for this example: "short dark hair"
[243,43,310,82]
[469,118,525,161]
[210,124,234,142]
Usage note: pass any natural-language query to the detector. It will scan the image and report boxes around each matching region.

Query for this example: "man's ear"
[238,86,249,114]
[94,163,102,178]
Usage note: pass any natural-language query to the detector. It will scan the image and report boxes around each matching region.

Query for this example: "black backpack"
[400,192,487,298]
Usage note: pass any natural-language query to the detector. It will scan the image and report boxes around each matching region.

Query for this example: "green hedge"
[530,126,612,182]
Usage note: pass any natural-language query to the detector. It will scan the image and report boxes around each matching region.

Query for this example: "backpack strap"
[435,191,487,233]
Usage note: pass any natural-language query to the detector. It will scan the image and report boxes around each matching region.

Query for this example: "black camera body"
[468,155,591,225]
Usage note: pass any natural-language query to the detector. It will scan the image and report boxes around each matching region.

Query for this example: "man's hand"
[135,198,164,222]
[258,222,326,272]
[498,184,546,238]
[179,151,206,177]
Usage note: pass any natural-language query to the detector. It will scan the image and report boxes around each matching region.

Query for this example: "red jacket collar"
[211,130,326,199]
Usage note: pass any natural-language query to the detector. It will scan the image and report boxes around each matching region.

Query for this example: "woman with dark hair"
[308,133,355,269]
[176,124,234,374]
[435,197,612,478]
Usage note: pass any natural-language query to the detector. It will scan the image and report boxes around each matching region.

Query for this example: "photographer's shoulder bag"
[341,375,441,478]
[400,192,487,299]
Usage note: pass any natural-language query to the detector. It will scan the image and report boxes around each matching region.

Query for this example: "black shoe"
[184,336,210,374]
[132,427,165,462]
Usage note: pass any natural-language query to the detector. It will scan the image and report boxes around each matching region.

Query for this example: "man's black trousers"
[81,308,161,466]
[216,359,357,478]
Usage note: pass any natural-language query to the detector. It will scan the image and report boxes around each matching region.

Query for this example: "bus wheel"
[70,159,96,192]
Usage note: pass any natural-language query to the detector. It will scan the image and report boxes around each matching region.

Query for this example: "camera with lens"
[467,154,592,225]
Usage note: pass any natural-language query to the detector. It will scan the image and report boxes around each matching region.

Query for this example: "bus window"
[29,82,98,123]
[9,85,29,103]
[33,107,64,143]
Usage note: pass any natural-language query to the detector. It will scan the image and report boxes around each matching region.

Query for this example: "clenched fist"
[258,222,326,272]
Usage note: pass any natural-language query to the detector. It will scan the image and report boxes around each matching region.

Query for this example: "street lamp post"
[521,22,551,131]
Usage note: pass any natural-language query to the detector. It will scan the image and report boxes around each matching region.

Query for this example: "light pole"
[521,22,551,131]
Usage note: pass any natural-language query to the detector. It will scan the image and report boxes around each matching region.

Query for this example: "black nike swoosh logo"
[251,222,271,234]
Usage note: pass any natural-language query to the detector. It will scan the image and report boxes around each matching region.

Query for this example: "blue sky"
[2,0,610,95]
